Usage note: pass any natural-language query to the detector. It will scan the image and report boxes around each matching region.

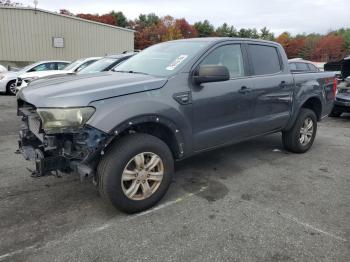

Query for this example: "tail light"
[333,78,337,96]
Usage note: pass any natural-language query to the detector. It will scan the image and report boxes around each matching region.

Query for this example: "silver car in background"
[0,60,70,95]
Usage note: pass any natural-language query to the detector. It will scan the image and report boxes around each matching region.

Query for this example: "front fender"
[87,91,193,156]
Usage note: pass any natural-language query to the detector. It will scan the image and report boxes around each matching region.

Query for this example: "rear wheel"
[282,108,317,153]
[98,133,174,213]
[6,80,17,95]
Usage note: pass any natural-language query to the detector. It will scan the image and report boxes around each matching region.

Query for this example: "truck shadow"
[173,133,284,204]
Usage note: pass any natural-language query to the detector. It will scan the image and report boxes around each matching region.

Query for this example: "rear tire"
[282,108,317,153]
[6,80,17,95]
[98,133,174,213]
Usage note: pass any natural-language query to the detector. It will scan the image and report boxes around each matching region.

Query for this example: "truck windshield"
[114,41,210,77]
[63,59,84,71]
[78,58,118,74]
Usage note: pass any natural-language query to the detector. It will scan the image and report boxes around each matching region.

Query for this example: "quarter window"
[200,44,245,78]
[249,44,281,75]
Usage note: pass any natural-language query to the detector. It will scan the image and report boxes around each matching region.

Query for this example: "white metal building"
[0,6,134,67]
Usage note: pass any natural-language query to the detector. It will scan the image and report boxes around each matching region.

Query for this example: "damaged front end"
[17,99,109,179]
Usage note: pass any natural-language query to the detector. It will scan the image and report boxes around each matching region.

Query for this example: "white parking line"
[241,199,347,242]
[0,186,208,261]
[93,186,208,232]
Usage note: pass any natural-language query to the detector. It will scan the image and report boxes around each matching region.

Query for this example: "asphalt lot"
[0,95,349,262]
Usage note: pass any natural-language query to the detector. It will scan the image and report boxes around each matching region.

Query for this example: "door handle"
[239,86,252,94]
[279,81,287,88]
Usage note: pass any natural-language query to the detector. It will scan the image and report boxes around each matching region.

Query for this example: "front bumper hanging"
[18,115,109,178]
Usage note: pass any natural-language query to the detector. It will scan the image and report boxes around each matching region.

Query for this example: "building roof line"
[0,6,135,33]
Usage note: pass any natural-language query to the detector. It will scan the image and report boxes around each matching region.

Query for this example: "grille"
[28,117,41,135]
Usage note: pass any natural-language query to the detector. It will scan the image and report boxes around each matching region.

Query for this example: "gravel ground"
[0,95,349,262]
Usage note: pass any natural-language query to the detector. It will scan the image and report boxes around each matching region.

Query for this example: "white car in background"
[16,57,102,92]
[0,60,70,95]
[0,65,7,73]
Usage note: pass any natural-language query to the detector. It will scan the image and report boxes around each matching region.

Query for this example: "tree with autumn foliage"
[277,31,347,61]
[54,8,350,60]
[175,18,198,38]
[312,34,345,61]
[76,13,116,26]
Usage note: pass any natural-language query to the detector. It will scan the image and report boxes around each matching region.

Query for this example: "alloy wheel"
[299,117,314,146]
[121,152,164,201]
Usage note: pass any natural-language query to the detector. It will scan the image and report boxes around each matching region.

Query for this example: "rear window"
[249,44,281,75]
[307,63,318,72]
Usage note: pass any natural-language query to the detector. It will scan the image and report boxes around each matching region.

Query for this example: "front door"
[191,43,255,151]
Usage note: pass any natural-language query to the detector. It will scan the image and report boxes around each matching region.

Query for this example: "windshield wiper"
[114,70,149,75]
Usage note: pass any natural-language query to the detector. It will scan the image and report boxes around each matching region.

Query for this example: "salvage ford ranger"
[17,38,336,213]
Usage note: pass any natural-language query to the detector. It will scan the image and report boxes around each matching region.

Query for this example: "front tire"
[98,133,174,213]
[282,108,317,153]
[6,80,17,95]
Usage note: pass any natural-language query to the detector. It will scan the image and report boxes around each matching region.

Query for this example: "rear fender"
[284,95,322,131]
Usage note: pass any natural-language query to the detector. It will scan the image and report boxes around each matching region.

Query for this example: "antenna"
[34,0,38,14]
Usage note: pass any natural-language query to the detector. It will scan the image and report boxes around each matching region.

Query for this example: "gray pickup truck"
[17,38,336,213]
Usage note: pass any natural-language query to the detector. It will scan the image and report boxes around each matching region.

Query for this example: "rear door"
[191,43,255,151]
[246,43,294,134]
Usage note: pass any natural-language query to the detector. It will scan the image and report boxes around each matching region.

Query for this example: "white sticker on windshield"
[166,55,188,70]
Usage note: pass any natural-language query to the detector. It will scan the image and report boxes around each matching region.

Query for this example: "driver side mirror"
[193,65,230,84]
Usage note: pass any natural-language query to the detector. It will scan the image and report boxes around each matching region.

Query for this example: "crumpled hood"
[17,72,168,107]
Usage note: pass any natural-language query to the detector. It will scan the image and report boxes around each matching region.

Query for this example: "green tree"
[216,23,237,37]
[336,28,350,55]
[0,0,21,6]
[302,34,321,60]
[238,28,259,39]
[110,11,128,27]
[138,13,160,27]
[194,20,215,37]
[260,27,275,41]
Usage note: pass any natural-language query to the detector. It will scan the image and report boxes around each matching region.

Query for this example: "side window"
[200,44,245,78]
[57,62,68,70]
[75,60,97,72]
[307,63,318,72]
[29,63,54,72]
[296,63,309,71]
[289,63,297,71]
[249,44,281,75]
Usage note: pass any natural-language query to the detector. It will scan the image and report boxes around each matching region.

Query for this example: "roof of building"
[0,6,135,33]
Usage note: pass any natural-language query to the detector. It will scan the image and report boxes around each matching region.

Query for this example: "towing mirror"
[194,65,230,84]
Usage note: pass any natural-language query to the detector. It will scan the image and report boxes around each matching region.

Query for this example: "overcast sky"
[23,0,349,35]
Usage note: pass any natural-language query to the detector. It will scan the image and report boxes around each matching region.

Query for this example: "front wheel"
[98,133,174,213]
[282,108,317,153]
[6,80,17,95]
